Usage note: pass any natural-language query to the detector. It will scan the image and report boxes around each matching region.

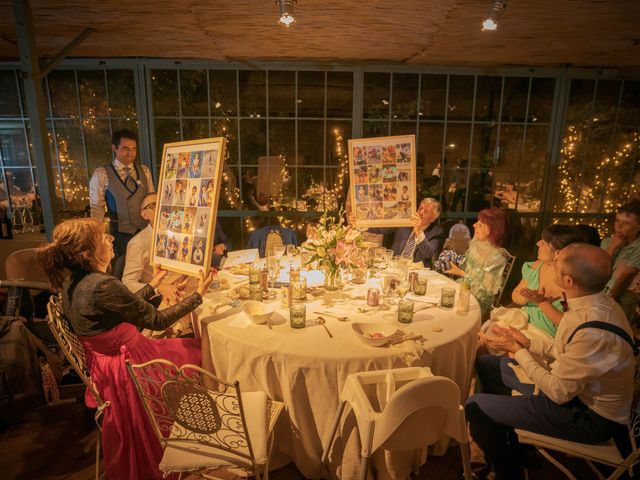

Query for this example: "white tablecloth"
[196,271,481,479]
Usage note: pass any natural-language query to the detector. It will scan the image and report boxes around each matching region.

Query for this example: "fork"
[313,311,348,321]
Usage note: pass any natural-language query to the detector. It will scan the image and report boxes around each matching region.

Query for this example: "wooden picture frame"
[151,137,226,276]
[348,134,416,228]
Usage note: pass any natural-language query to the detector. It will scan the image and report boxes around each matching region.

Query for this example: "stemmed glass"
[266,255,280,291]
[274,245,286,260]
[382,273,397,304]
[286,244,296,266]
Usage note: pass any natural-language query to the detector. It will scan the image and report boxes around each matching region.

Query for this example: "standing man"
[601,198,640,321]
[89,129,155,258]
[466,243,634,479]
[369,197,444,267]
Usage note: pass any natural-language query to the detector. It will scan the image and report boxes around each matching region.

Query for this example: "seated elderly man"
[369,197,444,267]
[465,243,635,480]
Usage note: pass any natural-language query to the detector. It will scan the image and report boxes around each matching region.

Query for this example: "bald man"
[465,244,635,480]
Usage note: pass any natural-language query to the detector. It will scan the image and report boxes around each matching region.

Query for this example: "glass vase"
[323,266,341,291]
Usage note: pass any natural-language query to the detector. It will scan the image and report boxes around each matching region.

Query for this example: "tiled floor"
[0,390,606,480]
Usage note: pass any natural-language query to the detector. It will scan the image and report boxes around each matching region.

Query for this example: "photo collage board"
[348,134,417,228]
[152,137,226,276]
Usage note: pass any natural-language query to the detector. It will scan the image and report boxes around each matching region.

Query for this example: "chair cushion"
[516,429,623,466]
[160,390,268,473]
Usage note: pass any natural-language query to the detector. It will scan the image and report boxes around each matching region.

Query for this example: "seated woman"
[37,218,215,480]
[441,207,509,319]
[508,224,586,338]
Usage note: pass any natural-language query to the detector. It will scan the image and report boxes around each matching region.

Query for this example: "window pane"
[0,123,30,167]
[239,70,266,117]
[326,120,351,168]
[566,79,595,124]
[0,71,21,117]
[0,170,9,210]
[447,75,474,121]
[269,119,295,160]
[445,124,471,168]
[467,168,495,212]
[220,165,242,210]
[417,124,444,202]
[182,118,209,141]
[151,70,179,117]
[48,70,78,118]
[363,73,390,120]
[475,76,502,122]
[60,166,89,212]
[5,168,35,208]
[212,118,238,165]
[327,72,353,118]
[154,118,180,176]
[528,78,555,124]
[268,71,295,118]
[471,123,498,169]
[210,70,238,117]
[239,119,266,164]
[618,81,640,125]
[501,77,529,123]
[496,125,524,171]
[592,80,621,125]
[519,125,548,213]
[111,118,138,134]
[363,121,388,138]
[108,70,137,118]
[297,166,326,206]
[420,74,447,121]
[297,120,323,166]
[180,69,209,117]
[78,70,108,118]
[392,73,418,120]
[54,120,85,168]
[83,119,112,174]
[298,71,324,118]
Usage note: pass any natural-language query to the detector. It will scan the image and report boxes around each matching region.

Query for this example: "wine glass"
[382,273,397,304]
[274,245,286,259]
[286,244,296,265]
[266,255,280,291]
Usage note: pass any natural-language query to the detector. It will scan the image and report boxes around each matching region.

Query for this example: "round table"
[196,270,481,479]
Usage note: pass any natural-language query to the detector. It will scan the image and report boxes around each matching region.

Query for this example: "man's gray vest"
[105,163,149,234]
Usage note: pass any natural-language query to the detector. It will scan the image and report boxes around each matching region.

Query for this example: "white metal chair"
[47,294,109,480]
[321,367,473,480]
[126,358,284,480]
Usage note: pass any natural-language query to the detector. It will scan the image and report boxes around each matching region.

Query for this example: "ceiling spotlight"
[277,0,297,27]
[482,0,506,31]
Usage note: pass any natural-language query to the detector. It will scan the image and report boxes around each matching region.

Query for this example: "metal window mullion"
[387,73,393,136]
[415,73,422,174]
[266,70,270,158]
[323,71,327,182]
[294,70,299,202]
[516,77,533,212]
[618,81,637,200]
[14,68,38,213]
[45,75,66,209]
[143,64,157,179]
[74,70,90,187]
[605,82,625,208]
[463,75,477,212]
[177,68,183,140]
[439,75,450,210]
[206,69,212,137]
[103,69,113,139]
[576,78,599,213]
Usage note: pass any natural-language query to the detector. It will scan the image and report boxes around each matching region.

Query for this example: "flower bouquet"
[302,209,366,290]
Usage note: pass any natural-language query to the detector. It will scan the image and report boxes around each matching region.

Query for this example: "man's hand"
[479,325,530,354]
[410,212,423,237]
[607,233,626,254]
[213,243,226,255]
[520,287,558,305]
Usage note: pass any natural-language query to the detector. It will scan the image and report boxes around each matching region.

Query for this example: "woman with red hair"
[444,207,509,319]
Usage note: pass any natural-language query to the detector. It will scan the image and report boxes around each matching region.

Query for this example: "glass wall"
[1,61,638,256]
[150,68,353,248]
[0,66,138,219]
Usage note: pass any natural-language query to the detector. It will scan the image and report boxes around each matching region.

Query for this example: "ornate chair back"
[493,249,516,308]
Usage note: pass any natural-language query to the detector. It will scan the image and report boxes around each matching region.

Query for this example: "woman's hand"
[196,268,218,297]
[156,276,187,305]
[444,263,465,277]
[149,264,168,289]
[521,287,558,305]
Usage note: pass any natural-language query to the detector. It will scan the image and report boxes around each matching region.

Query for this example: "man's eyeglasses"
[142,202,156,211]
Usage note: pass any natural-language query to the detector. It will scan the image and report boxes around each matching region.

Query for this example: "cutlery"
[316,317,333,338]
[313,311,348,321]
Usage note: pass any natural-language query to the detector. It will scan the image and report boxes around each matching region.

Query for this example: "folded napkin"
[405,293,440,304]
[388,330,427,366]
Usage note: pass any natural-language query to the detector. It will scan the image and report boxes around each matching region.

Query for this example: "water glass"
[290,303,306,328]
[398,299,415,323]
[441,287,456,309]
[267,255,280,290]
[249,283,263,301]
[249,264,261,284]
[414,275,428,296]
[291,278,307,301]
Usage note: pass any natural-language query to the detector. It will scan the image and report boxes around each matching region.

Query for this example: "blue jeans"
[465,355,626,479]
